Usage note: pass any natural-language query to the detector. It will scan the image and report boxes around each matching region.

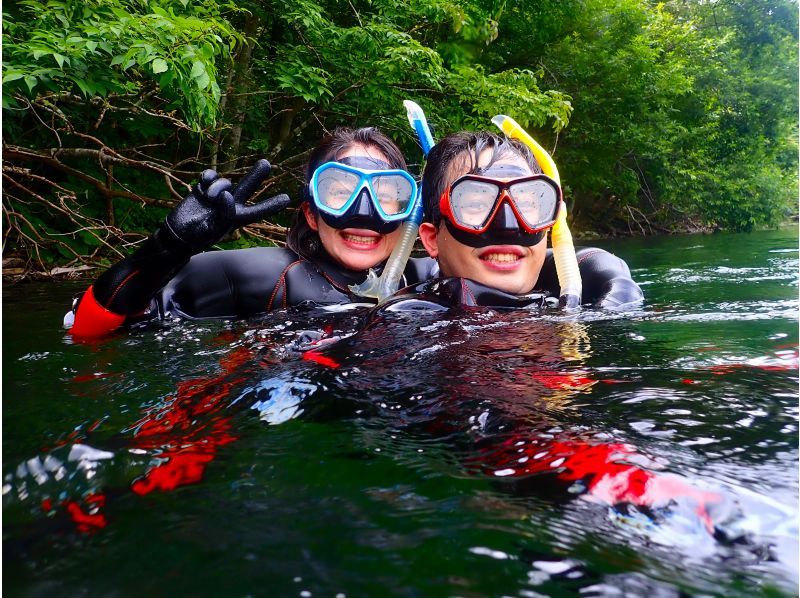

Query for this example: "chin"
[340,254,386,271]
[484,274,532,295]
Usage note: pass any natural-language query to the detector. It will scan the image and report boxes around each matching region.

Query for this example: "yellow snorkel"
[491,115,582,308]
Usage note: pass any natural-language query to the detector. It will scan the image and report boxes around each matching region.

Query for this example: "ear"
[302,202,319,231]
[418,222,439,258]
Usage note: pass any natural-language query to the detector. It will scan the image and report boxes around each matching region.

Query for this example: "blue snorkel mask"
[309,156,418,234]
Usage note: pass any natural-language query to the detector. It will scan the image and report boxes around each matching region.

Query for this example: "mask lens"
[315,168,361,210]
[372,174,414,216]
[450,180,500,229]
[509,179,559,229]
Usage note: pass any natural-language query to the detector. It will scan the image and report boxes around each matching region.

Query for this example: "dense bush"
[3,0,796,272]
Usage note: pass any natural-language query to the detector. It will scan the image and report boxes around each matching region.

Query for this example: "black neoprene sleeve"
[91,224,195,315]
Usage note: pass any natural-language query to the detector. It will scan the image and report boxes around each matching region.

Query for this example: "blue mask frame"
[309,161,419,227]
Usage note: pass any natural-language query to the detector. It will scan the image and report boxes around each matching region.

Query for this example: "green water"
[3,228,798,596]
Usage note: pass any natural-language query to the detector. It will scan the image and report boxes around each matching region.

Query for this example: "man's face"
[419,150,549,295]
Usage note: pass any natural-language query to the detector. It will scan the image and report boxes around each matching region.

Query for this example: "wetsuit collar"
[311,251,387,294]
[382,277,549,309]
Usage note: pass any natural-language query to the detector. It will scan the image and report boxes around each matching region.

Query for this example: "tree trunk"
[222,14,260,173]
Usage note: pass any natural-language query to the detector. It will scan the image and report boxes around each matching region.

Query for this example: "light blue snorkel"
[349,100,434,302]
[403,99,435,156]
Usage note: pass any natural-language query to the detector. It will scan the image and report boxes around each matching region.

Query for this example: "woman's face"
[303,143,403,271]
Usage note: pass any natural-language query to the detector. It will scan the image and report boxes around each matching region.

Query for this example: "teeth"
[344,234,378,245]
[482,253,520,263]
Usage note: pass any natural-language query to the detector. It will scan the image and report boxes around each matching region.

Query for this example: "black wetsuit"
[68,244,640,336]
[68,245,438,336]
[157,247,437,319]
[379,246,644,311]
[156,244,641,318]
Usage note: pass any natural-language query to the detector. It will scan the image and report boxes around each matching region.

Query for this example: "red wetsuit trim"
[70,285,126,338]
[474,437,720,529]
[267,260,302,311]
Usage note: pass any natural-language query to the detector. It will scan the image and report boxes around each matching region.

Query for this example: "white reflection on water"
[653,301,798,321]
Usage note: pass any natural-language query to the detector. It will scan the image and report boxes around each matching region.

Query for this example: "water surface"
[3,228,798,596]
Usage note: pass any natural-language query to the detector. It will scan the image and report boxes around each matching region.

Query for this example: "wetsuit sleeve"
[68,160,289,338]
[69,225,195,338]
[538,247,643,308]
[575,247,643,308]
[159,247,300,319]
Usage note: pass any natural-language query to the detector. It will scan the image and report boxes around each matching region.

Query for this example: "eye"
[510,180,558,222]
[373,176,413,214]
[461,199,487,211]
[316,169,361,208]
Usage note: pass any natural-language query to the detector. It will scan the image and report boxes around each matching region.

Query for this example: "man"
[413,131,643,308]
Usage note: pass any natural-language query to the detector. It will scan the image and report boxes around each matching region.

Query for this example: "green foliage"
[255,0,571,155]
[2,0,242,128]
[2,0,797,273]
[508,0,798,233]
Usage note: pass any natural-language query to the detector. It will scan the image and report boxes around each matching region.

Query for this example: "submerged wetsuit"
[67,244,640,336]
[68,246,439,337]
[302,268,717,526]
[383,246,644,310]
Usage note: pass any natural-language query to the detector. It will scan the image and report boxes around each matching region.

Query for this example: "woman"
[67,127,436,337]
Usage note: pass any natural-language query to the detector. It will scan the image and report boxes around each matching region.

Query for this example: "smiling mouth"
[341,232,380,248]
[480,253,522,264]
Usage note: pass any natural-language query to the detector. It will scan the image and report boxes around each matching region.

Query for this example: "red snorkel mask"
[438,173,562,247]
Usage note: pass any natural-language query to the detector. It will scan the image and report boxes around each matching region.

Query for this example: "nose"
[490,202,520,232]
[353,189,375,218]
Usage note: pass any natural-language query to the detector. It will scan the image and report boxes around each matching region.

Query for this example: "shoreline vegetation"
[3,0,797,280]
[4,222,797,283]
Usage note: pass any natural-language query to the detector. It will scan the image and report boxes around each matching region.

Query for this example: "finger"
[206,178,232,201]
[219,189,236,220]
[232,159,272,204]
[200,178,234,214]
[235,193,291,226]
[198,169,219,191]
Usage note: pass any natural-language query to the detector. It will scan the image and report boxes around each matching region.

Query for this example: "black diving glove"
[90,159,290,315]
[165,159,290,251]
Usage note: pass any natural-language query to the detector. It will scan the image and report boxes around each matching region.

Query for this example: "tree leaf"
[24,75,37,93]
[74,78,93,96]
[195,70,210,89]
[190,60,205,78]
[152,58,168,74]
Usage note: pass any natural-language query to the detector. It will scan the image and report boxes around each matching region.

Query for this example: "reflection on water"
[3,229,798,596]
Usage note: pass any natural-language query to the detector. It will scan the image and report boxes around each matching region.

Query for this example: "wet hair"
[421,131,541,225]
[286,127,408,261]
